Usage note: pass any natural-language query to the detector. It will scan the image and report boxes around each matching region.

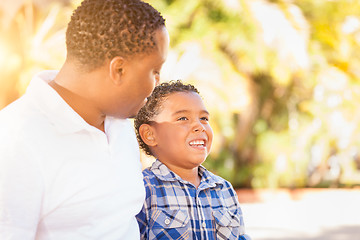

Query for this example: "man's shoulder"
[0,95,28,116]
[0,96,40,133]
[0,95,60,153]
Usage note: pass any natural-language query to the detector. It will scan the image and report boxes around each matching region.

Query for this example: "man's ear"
[109,56,125,85]
[139,124,157,147]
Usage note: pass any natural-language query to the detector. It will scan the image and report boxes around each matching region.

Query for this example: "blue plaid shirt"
[136,160,251,240]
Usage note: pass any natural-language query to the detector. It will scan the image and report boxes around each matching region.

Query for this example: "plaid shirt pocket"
[149,208,190,240]
[213,209,244,240]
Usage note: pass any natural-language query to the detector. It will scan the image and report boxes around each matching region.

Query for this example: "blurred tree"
[2,0,360,188]
[148,0,360,188]
[0,0,73,108]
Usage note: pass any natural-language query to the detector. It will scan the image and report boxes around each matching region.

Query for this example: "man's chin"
[128,109,140,119]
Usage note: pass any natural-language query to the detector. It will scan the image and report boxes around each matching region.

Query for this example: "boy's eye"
[200,117,209,121]
[177,117,188,121]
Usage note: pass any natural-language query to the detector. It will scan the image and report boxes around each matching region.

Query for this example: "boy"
[0,0,169,239]
[135,81,250,240]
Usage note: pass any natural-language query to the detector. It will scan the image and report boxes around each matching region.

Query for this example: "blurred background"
[1,0,360,238]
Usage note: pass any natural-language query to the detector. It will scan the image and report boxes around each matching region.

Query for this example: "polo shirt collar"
[150,159,223,189]
[25,70,105,134]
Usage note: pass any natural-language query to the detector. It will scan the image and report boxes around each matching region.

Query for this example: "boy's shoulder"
[142,160,235,190]
[141,160,173,181]
[200,166,234,188]
[142,167,155,178]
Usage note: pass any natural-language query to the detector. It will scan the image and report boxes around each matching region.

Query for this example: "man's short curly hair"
[134,80,200,157]
[66,0,165,69]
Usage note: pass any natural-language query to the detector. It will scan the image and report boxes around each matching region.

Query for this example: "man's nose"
[155,75,160,86]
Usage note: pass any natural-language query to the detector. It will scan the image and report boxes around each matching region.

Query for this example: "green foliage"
[0,1,72,107]
[2,0,360,188]
[154,0,360,188]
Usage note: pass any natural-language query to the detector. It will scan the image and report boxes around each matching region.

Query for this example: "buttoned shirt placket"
[195,188,207,239]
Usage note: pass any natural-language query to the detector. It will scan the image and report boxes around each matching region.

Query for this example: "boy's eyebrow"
[172,109,210,116]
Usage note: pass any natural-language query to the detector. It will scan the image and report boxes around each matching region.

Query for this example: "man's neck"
[49,63,106,132]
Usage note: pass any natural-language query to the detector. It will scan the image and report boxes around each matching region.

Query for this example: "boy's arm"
[136,174,152,239]
[239,234,252,240]
[223,180,251,239]
[136,206,148,239]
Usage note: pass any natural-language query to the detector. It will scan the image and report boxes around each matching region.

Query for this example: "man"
[0,0,169,239]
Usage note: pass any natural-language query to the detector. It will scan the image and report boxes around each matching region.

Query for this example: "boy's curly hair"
[134,80,200,156]
[66,0,165,70]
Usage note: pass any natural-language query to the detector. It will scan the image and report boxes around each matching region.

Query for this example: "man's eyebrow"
[172,110,209,116]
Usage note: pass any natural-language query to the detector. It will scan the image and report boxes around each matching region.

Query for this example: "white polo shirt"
[0,71,145,240]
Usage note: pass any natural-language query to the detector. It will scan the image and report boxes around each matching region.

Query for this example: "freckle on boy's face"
[150,91,213,171]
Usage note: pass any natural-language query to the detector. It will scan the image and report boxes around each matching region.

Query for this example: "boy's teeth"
[190,140,205,146]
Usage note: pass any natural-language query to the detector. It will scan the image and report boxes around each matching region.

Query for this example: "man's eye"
[177,117,188,121]
[200,117,209,121]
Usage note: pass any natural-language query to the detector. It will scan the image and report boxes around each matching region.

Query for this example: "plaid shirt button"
[202,222,206,228]
[164,218,171,225]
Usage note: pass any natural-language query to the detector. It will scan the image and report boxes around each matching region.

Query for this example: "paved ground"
[237,189,360,240]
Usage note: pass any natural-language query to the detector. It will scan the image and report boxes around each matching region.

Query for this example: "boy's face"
[148,91,213,171]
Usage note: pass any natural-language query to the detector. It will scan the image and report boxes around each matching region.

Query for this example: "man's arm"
[0,138,43,240]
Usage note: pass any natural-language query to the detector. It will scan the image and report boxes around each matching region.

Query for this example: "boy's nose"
[193,122,206,132]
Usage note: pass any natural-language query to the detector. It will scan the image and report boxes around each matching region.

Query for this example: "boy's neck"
[183,169,201,188]
[165,163,202,188]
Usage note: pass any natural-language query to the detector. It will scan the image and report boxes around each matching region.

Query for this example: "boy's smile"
[148,91,213,174]
[189,139,206,148]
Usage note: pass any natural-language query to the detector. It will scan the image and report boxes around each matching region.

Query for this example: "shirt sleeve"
[136,206,148,239]
[0,136,44,240]
[136,174,152,240]
[240,234,252,240]
[223,180,251,239]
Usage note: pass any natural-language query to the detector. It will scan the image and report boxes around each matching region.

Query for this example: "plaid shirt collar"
[149,159,223,190]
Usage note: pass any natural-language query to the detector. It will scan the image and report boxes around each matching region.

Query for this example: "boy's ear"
[109,56,125,85]
[139,124,157,147]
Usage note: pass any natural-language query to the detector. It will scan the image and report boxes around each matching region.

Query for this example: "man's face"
[107,26,169,118]
[149,91,213,172]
